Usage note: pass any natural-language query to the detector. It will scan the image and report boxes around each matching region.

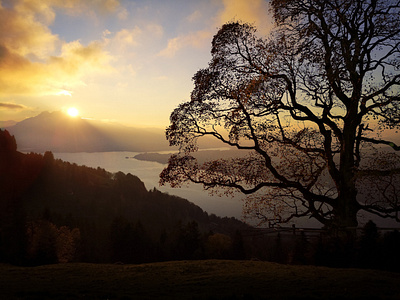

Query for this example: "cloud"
[114,28,142,48]
[186,10,202,23]
[42,0,122,16]
[4,0,123,25]
[158,30,212,58]
[101,0,120,13]
[0,1,58,59]
[218,0,273,34]
[0,36,113,96]
[56,90,73,96]
[117,7,128,20]
[158,1,272,59]
[146,24,164,38]
[0,1,114,97]
[110,24,163,48]
[0,102,28,110]
[102,27,144,60]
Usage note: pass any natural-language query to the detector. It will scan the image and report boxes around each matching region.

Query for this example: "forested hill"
[0,129,249,266]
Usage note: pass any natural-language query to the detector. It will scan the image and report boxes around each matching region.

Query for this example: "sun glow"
[67,107,79,117]
[57,90,72,96]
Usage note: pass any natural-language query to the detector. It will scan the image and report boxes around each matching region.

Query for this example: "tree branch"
[359,136,400,151]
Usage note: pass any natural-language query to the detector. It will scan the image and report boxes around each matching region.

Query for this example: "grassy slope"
[1,260,399,300]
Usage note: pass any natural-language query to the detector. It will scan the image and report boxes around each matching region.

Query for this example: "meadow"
[1,260,399,299]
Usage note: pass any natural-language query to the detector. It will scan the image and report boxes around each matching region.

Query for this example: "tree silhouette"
[26,220,58,265]
[172,221,202,260]
[291,231,309,265]
[0,129,17,152]
[230,230,246,260]
[271,233,286,264]
[160,0,400,229]
[206,233,232,259]
[382,229,400,271]
[357,220,381,268]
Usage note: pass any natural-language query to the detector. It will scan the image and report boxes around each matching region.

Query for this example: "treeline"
[109,218,245,264]
[315,221,400,271]
[0,129,248,266]
[2,129,399,271]
[246,221,400,272]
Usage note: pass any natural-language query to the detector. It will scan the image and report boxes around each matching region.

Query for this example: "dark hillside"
[0,129,249,265]
[3,129,399,271]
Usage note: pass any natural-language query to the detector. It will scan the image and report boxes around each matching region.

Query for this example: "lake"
[53,152,400,229]
[54,152,244,219]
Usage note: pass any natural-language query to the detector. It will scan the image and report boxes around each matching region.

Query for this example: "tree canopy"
[160,0,400,229]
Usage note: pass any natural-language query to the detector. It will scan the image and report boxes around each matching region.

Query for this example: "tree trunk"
[334,186,359,229]
[335,118,360,229]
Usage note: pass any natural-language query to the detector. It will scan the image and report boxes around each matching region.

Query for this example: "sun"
[67,107,79,117]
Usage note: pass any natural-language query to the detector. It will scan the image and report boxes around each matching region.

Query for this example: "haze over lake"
[53,152,328,228]
[54,151,244,220]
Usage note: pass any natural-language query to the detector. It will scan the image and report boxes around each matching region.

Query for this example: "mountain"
[5,111,172,152]
[0,120,17,127]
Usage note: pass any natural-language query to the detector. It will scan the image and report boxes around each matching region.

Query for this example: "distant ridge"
[0,120,17,127]
[5,111,172,153]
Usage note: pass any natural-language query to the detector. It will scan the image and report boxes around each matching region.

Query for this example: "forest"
[0,129,248,265]
[1,128,400,271]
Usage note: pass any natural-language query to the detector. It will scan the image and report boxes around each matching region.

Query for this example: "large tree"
[160,0,400,229]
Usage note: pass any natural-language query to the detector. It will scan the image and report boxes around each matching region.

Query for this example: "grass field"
[0,260,399,299]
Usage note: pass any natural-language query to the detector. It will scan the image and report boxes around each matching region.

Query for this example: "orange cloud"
[0,1,57,59]
[0,1,114,97]
[159,1,272,59]
[0,102,28,110]
[158,30,212,58]
[114,28,143,48]
[51,40,113,76]
[218,0,273,35]
[0,40,113,96]
[108,24,163,50]
[19,0,123,16]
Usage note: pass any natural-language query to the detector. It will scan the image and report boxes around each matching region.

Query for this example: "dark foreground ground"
[0,260,399,299]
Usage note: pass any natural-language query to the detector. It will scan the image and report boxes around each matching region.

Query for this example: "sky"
[0,0,273,128]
